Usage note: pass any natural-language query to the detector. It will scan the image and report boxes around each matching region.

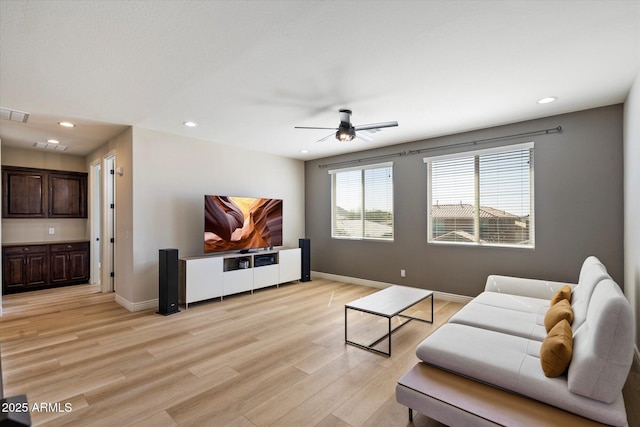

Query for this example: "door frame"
[102,152,116,293]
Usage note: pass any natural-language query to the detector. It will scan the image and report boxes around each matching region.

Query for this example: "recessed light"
[183,121,198,127]
[300,150,309,154]
[47,139,60,144]
[537,97,557,104]
[58,121,75,127]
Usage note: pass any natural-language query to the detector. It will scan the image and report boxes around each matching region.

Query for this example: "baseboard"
[311,271,473,304]
[115,294,158,312]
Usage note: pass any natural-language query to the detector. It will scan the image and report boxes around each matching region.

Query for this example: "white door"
[90,161,101,286]
[103,153,116,293]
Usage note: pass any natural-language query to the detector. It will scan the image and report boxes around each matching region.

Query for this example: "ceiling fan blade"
[353,121,398,131]
[355,132,374,143]
[294,126,338,130]
[317,133,335,142]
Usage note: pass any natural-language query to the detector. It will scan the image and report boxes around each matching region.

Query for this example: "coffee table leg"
[431,293,434,323]
[344,306,348,343]
[388,316,392,357]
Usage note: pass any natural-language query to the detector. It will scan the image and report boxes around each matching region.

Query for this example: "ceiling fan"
[295,109,398,142]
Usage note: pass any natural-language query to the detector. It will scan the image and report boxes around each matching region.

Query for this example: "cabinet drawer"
[3,245,48,255]
[50,242,89,252]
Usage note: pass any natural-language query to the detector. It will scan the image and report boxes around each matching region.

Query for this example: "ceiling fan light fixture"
[336,128,355,141]
[296,109,397,143]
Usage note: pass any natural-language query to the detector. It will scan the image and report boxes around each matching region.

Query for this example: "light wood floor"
[1,280,638,427]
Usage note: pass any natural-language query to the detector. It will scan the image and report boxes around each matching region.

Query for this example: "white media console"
[179,247,301,308]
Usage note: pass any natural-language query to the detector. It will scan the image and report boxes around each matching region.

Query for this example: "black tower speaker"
[299,238,311,282]
[158,248,180,315]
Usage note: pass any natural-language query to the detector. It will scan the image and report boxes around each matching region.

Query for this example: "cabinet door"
[3,254,27,291]
[49,173,87,218]
[69,250,89,281]
[2,168,46,218]
[25,253,49,287]
[279,248,301,283]
[50,243,90,284]
[185,257,223,304]
[50,252,70,284]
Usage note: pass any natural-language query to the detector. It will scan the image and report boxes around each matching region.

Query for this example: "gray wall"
[305,105,624,297]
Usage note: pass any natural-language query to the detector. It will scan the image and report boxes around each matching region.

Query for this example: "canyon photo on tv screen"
[204,195,283,253]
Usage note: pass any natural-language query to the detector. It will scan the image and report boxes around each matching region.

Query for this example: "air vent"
[0,107,30,123]
[33,142,68,151]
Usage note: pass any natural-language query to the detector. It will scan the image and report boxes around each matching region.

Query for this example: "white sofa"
[396,256,635,426]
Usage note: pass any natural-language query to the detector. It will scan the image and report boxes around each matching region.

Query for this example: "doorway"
[90,161,101,287]
[102,153,116,293]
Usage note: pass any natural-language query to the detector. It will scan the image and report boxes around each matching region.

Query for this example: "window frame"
[424,142,535,248]
[328,161,394,241]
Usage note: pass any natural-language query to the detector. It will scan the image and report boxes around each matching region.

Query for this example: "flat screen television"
[204,195,283,253]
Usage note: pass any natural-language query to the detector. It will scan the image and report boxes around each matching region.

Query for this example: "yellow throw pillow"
[550,284,572,306]
[544,298,574,332]
[540,319,573,377]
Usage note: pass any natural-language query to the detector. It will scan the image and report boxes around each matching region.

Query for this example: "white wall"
[1,147,87,172]
[128,128,305,307]
[624,69,640,350]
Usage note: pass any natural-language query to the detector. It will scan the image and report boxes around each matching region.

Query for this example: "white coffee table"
[345,285,433,357]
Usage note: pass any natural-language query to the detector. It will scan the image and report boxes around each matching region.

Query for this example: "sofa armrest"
[484,275,576,300]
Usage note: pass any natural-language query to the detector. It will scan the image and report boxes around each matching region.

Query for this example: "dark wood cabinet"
[49,242,90,285]
[2,166,87,219]
[48,173,87,218]
[2,241,89,294]
[2,244,49,292]
[2,168,46,217]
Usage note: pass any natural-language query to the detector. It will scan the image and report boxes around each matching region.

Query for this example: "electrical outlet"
[400,269,406,278]
[48,227,55,235]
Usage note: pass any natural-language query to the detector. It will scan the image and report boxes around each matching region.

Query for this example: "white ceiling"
[1,1,638,160]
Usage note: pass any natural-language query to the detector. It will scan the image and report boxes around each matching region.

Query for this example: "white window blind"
[424,143,534,247]
[329,162,394,240]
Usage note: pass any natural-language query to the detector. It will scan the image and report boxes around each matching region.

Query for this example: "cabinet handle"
[67,245,72,249]
[23,247,29,251]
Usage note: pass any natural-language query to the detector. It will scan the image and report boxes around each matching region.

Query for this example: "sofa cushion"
[550,285,572,306]
[568,279,634,403]
[448,300,547,341]
[472,291,549,314]
[577,256,607,285]
[571,256,609,330]
[540,319,573,377]
[415,323,629,426]
[484,275,573,300]
[416,323,537,387]
[544,299,574,332]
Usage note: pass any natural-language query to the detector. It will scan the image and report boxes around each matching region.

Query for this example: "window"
[329,162,394,240]
[424,143,534,247]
